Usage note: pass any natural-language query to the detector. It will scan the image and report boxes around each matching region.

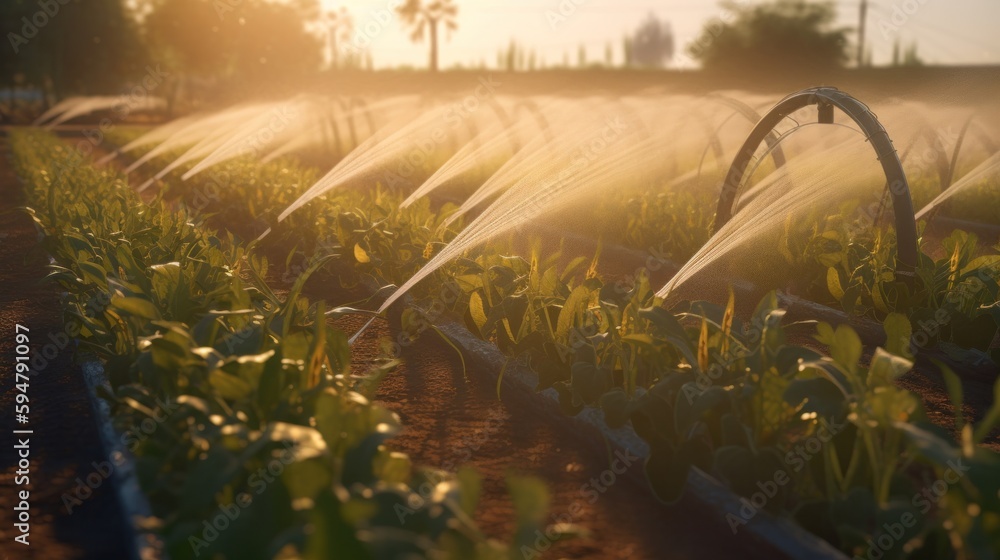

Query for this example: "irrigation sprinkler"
[484,96,520,153]
[513,98,555,143]
[712,87,919,286]
[899,124,951,190]
[949,113,999,190]
[337,98,360,148]
[707,94,787,170]
[693,106,726,178]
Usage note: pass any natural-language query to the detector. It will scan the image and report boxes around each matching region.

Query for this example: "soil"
[248,255,769,559]
[337,309,766,559]
[0,134,131,559]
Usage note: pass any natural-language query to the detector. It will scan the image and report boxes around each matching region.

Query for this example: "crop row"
[104,126,1000,355]
[90,129,1000,557]
[10,129,560,560]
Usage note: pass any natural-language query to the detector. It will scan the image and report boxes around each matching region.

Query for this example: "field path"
[257,254,769,559]
[0,134,131,559]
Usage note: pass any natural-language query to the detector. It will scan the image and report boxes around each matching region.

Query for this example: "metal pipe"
[712,87,919,286]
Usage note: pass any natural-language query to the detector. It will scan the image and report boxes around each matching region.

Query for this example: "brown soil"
[335,309,765,560]
[0,135,130,559]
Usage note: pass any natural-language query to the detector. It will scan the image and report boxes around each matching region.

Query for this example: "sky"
[321,0,1000,69]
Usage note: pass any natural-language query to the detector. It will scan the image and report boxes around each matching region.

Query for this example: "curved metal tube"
[713,87,919,284]
[708,93,787,169]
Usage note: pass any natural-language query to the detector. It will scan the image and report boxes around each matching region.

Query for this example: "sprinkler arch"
[512,99,555,143]
[712,87,919,284]
[706,94,787,170]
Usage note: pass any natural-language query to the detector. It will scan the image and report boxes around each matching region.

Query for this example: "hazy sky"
[322,0,1000,69]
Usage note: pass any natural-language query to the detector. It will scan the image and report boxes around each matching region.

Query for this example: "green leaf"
[973,378,1000,445]
[645,439,689,504]
[111,295,161,320]
[599,388,631,428]
[507,474,550,528]
[935,360,965,433]
[209,369,253,401]
[895,421,961,466]
[282,458,333,502]
[456,467,481,517]
[570,362,611,406]
[784,377,846,420]
[867,348,913,388]
[826,324,862,373]
[304,490,371,560]
[353,243,370,263]
[556,284,593,339]
[827,267,845,301]
[77,260,108,286]
[469,291,487,333]
[883,313,913,359]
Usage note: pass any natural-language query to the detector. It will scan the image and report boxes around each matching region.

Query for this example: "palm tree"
[396,0,458,72]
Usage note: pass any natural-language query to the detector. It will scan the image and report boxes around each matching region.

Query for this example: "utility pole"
[857,0,868,67]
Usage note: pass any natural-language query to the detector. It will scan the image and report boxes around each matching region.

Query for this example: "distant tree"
[144,0,322,85]
[577,44,586,67]
[631,14,674,68]
[396,0,458,72]
[504,40,517,71]
[2,0,146,97]
[892,39,922,67]
[689,0,849,72]
[623,35,634,67]
[605,42,613,66]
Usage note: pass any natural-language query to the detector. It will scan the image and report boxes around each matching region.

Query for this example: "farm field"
[3,0,1000,557]
[1,74,999,560]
